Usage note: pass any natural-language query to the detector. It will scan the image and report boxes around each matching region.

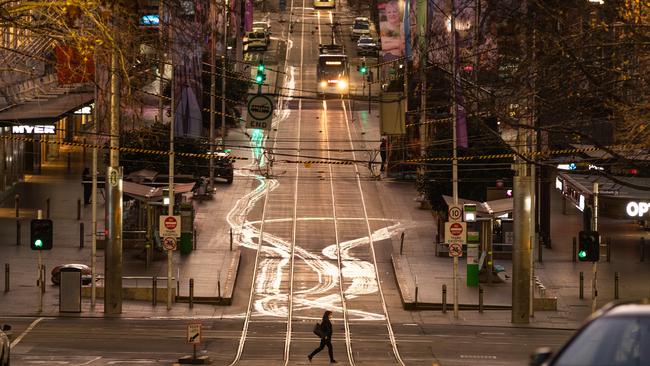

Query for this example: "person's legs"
[326,339,335,361]
[308,338,326,359]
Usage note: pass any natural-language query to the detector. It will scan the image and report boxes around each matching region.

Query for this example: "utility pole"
[91,57,99,308]
[511,0,535,324]
[592,182,599,313]
[105,43,123,315]
[209,2,217,191]
[450,0,459,319]
[220,1,227,148]
[167,35,176,311]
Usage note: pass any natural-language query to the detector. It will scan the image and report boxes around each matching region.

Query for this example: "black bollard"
[479,286,484,313]
[189,278,194,308]
[400,232,405,255]
[442,284,447,313]
[614,272,619,300]
[606,237,611,262]
[16,220,20,246]
[572,237,577,263]
[229,228,233,251]
[79,222,84,248]
[415,285,419,309]
[217,279,222,300]
[579,272,584,299]
[4,264,9,292]
[77,199,81,220]
[15,194,19,218]
[152,276,157,306]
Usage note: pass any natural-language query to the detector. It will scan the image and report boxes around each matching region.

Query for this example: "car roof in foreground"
[604,303,650,316]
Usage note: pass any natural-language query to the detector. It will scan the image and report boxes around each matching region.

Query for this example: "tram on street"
[317,46,349,95]
[313,0,335,9]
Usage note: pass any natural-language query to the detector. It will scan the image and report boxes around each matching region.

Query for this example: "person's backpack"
[313,322,324,338]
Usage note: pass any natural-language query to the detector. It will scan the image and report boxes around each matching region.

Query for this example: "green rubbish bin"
[180,232,193,255]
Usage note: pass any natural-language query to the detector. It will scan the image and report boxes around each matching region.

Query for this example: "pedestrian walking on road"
[380,138,387,172]
[308,310,337,363]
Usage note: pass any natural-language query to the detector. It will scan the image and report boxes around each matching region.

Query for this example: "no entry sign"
[445,221,466,244]
[159,215,181,238]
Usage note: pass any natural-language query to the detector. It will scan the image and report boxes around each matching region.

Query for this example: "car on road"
[252,21,271,43]
[1,324,10,366]
[243,30,268,52]
[530,301,650,366]
[351,17,370,40]
[356,36,379,56]
[51,264,92,286]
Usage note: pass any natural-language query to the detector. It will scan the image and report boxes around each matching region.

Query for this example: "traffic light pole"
[450,0,459,319]
[592,183,599,313]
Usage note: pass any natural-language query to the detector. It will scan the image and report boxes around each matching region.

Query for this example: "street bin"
[179,203,194,255]
[59,267,81,313]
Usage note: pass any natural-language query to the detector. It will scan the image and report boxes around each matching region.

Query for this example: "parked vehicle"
[1,324,11,366]
[356,36,379,56]
[252,21,271,43]
[51,264,92,286]
[530,301,650,366]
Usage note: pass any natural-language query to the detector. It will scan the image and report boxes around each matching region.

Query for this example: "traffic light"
[358,61,367,75]
[255,62,266,85]
[30,219,53,250]
[578,230,599,262]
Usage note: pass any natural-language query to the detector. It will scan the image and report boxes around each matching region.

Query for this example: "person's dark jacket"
[321,314,333,339]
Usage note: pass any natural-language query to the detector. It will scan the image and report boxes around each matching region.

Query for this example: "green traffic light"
[255,75,263,84]
[34,239,43,248]
[257,63,265,72]
[360,66,367,74]
[578,250,587,259]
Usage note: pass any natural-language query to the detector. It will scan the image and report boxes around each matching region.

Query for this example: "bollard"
[400,231,405,255]
[46,198,50,219]
[16,220,20,246]
[79,222,84,248]
[606,237,611,263]
[4,264,9,292]
[579,271,584,299]
[77,199,81,220]
[641,237,646,262]
[15,194,19,218]
[478,286,484,313]
[442,284,447,313]
[41,265,46,294]
[572,237,577,263]
[229,228,233,251]
[614,272,619,300]
[152,276,157,306]
[217,279,222,299]
[189,278,194,308]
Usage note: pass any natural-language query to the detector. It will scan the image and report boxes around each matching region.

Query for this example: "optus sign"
[626,201,649,217]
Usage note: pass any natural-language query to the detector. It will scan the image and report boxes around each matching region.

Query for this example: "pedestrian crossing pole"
[592,183,599,313]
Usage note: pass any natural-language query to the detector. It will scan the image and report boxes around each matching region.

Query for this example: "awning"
[442,195,513,217]
[122,181,196,203]
[0,92,93,124]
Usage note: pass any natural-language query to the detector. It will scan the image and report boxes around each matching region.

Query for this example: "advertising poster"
[377,0,405,63]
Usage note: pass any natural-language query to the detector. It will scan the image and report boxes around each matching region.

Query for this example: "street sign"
[187,323,202,344]
[159,215,181,238]
[246,94,274,130]
[162,237,177,251]
[448,204,463,222]
[445,221,466,244]
[449,243,463,257]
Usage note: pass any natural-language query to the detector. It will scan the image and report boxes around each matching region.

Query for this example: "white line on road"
[10,317,44,348]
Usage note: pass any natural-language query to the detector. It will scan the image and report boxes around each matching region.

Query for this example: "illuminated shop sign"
[12,124,56,134]
[555,177,563,191]
[626,202,649,217]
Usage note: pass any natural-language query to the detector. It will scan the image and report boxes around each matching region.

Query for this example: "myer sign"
[12,124,56,134]
[626,201,649,217]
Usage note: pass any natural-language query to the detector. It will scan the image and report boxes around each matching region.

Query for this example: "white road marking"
[10,317,44,348]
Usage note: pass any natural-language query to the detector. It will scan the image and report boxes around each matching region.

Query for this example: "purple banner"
[244,0,253,32]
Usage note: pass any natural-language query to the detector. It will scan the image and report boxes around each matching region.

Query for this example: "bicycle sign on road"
[246,94,274,130]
